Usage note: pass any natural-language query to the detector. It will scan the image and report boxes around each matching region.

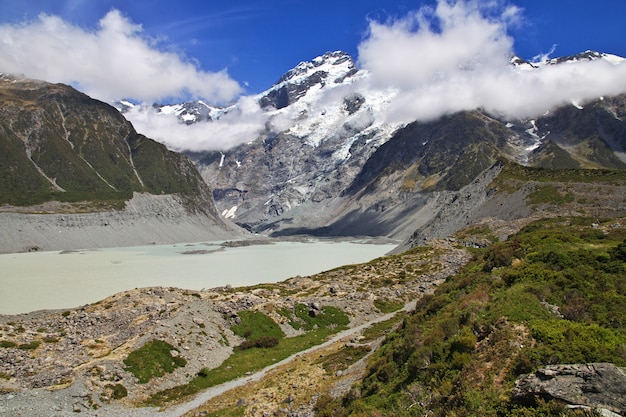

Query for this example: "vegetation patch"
[235,335,280,350]
[316,345,372,375]
[373,298,404,314]
[17,341,41,350]
[286,304,350,331]
[231,310,285,341]
[201,407,245,417]
[231,310,285,351]
[361,314,406,343]
[102,383,128,400]
[123,340,186,384]
[527,184,575,206]
[145,307,350,406]
[498,162,626,184]
[316,217,626,417]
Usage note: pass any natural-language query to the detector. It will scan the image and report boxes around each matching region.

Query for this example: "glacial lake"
[0,240,397,315]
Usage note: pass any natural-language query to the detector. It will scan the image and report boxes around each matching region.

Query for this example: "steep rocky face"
[258,51,359,110]
[512,363,626,415]
[183,52,400,233]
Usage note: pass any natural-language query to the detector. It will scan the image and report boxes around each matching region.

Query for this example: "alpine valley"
[122,50,626,246]
[1,50,626,417]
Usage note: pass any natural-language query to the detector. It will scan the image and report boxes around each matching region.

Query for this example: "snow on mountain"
[256,52,398,150]
[160,51,403,230]
[156,100,230,124]
[542,50,625,66]
[116,49,626,233]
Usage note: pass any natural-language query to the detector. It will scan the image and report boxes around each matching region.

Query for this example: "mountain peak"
[543,50,624,65]
[258,51,359,110]
[277,51,356,85]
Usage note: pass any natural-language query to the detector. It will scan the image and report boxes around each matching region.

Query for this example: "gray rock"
[512,363,626,415]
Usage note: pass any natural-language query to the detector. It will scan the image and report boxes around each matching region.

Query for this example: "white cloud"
[358,0,626,123]
[0,9,242,103]
[125,96,269,152]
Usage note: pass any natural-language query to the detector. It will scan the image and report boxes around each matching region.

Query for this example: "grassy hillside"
[346,111,510,195]
[316,217,626,416]
[0,76,212,210]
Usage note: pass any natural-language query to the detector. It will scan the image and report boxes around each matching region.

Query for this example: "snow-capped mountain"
[182,51,404,232]
[510,49,624,70]
[543,50,625,66]
[118,51,402,233]
[120,50,626,238]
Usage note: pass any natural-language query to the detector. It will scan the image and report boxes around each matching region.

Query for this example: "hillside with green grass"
[0,75,214,212]
[316,216,626,417]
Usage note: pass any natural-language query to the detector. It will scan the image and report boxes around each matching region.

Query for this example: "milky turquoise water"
[0,240,396,315]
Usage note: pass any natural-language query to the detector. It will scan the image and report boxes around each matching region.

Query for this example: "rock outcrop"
[512,363,626,415]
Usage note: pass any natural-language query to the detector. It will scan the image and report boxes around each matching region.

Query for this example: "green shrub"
[373,298,404,313]
[18,341,41,350]
[235,336,280,350]
[231,310,284,341]
[104,383,128,399]
[123,340,186,383]
[0,340,17,348]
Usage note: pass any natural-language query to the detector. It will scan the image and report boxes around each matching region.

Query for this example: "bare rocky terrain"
[0,192,244,254]
[0,239,470,416]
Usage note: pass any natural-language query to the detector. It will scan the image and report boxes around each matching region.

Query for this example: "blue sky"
[1,0,625,98]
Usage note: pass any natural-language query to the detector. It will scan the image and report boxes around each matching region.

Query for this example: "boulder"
[512,363,626,415]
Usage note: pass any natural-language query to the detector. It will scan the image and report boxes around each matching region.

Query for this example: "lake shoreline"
[0,237,399,316]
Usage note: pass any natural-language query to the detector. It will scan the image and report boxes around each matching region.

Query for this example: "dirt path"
[0,301,412,417]
[159,300,416,417]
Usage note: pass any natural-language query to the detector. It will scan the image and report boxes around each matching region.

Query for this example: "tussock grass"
[123,340,186,384]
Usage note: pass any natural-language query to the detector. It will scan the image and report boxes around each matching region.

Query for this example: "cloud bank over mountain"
[0,9,242,103]
[125,97,269,152]
[2,1,626,152]
[358,0,626,123]
[137,0,626,152]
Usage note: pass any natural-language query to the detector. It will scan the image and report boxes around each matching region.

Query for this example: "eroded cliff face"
[0,193,242,253]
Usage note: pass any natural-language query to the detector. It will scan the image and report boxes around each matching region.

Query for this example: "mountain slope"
[314,216,626,417]
[0,74,242,252]
[119,51,626,242]
[534,95,626,169]
[0,74,208,207]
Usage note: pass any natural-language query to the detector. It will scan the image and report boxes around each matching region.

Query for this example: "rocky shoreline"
[0,239,470,416]
[0,193,244,254]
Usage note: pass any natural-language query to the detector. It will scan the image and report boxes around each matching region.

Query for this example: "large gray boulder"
[512,363,626,415]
